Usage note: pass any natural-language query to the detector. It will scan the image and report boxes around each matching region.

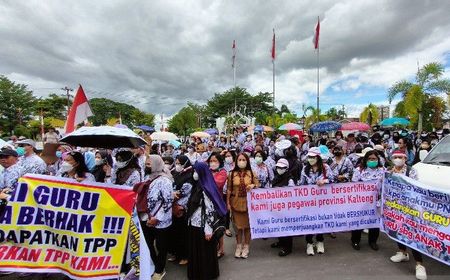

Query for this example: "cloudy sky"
[1,0,449,117]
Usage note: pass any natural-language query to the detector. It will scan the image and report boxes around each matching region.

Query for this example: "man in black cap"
[0,148,22,191]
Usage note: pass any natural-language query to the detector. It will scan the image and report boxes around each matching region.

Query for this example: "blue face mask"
[56,151,62,158]
[16,147,25,156]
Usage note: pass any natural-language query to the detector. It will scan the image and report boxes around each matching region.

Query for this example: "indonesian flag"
[313,17,320,49]
[271,29,276,61]
[64,85,93,133]
[232,40,236,68]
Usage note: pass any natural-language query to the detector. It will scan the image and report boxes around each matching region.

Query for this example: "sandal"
[225,229,232,237]
[217,251,225,259]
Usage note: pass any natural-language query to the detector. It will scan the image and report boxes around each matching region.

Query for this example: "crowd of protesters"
[1,126,449,280]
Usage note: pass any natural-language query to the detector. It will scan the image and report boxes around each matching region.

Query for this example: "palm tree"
[388,62,450,131]
[304,106,327,128]
[360,103,379,126]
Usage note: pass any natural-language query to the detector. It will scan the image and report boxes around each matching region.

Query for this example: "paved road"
[167,231,450,280]
[1,232,448,280]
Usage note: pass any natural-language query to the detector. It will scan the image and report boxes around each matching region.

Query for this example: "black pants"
[305,234,324,244]
[351,228,379,244]
[398,242,423,262]
[278,236,293,251]
[141,223,169,274]
[170,215,188,259]
[223,194,231,229]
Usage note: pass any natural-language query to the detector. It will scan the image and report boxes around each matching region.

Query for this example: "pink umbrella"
[340,122,371,131]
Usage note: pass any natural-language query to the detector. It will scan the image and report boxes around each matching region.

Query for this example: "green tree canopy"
[0,75,36,134]
[360,103,379,126]
[34,93,70,120]
[168,106,197,137]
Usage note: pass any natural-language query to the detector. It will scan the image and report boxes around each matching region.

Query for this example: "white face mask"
[193,172,199,181]
[237,161,247,169]
[60,161,74,173]
[95,158,103,166]
[175,164,184,172]
[255,156,263,165]
[165,164,172,170]
[393,158,405,167]
[225,157,233,164]
[276,168,286,175]
[210,162,220,170]
[383,134,390,140]
[307,158,317,166]
[116,160,129,169]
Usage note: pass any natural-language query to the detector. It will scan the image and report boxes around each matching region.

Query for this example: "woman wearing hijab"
[92,149,113,183]
[141,155,174,280]
[57,151,95,182]
[227,153,260,259]
[187,162,227,280]
[107,148,142,187]
[169,155,194,265]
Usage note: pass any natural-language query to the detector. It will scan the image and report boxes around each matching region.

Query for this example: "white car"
[414,134,450,189]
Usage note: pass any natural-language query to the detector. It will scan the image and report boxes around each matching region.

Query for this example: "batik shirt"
[330,157,354,182]
[188,192,215,235]
[300,164,334,185]
[0,164,22,191]
[147,176,174,229]
[351,167,385,182]
[176,182,193,208]
[253,163,274,188]
[18,154,47,175]
[110,168,142,187]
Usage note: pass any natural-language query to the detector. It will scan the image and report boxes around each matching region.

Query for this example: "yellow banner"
[0,174,136,279]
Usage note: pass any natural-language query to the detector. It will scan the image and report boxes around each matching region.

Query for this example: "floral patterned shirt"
[147,176,174,229]
[300,164,334,185]
[18,154,47,175]
[0,163,22,191]
[330,156,354,182]
[188,192,215,235]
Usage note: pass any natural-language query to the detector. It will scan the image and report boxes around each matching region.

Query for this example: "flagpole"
[233,63,236,88]
[273,59,275,109]
[316,46,320,122]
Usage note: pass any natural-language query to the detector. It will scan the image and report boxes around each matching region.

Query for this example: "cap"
[391,149,407,158]
[16,139,36,148]
[374,144,384,151]
[276,158,289,169]
[307,147,321,157]
[356,147,373,157]
[0,148,18,157]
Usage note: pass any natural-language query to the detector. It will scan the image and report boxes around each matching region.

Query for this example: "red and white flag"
[271,29,276,61]
[313,17,320,49]
[232,40,236,68]
[64,85,93,134]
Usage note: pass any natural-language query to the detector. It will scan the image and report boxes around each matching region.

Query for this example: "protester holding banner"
[141,155,174,280]
[271,158,296,257]
[0,148,21,191]
[351,150,385,251]
[227,153,260,259]
[388,150,427,280]
[57,151,95,182]
[253,150,274,189]
[187,161,227,280]
[330,145,354,183]
[300,147,333,256]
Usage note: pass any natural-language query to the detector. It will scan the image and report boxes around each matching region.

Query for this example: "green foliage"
[168,106,197,136]
[34,94,69,119]
[0,75,36,133]
[388,62,450,130]
[360,103,379,126]
[14,125,31,138]
[89,98,154,127]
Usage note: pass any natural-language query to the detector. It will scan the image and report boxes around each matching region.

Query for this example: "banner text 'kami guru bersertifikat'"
[0,174,136,279]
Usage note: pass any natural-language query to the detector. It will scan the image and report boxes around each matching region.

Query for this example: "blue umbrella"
[309,121,342,133]
[380,117,410,126]
[204,128,218,135]
[169,140,182,148]
[136,125,155,132]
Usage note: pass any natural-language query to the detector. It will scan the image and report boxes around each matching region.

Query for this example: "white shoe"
[415,264,427,280]
[306,243,315,256]
[390,252,409,263]
[235,244,242,258]
[316,242,325,254]
[241,244,249,259]
[363,229,369,234]
[152,271,166,280]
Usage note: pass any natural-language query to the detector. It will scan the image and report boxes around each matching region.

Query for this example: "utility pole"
[61,86,74,116]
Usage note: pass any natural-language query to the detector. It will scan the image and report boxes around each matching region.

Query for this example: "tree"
[304,106,327,128]
[89,98,155,127]
[168,106,197,137]
[388,62,450,131]
[279,104,291,115]
[34,94,69,120]
[360,103,379,126]
[0,75,36,134]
